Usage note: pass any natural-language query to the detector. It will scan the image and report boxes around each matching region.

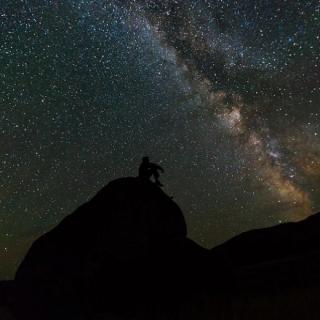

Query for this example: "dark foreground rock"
[0,281,16,320]
[2,177,320,319]
[13,177,210,319]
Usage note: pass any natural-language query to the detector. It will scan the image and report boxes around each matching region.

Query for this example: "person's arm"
[157,164,164,173]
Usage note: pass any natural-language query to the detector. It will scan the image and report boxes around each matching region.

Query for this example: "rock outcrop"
[3,177,320,319]
[14,177,209,319]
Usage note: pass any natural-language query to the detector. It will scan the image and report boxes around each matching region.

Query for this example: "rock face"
[7,177,320,319]
[14,177,208,319]
[17,177,188,280]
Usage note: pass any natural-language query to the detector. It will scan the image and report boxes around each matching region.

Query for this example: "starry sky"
[0,0,319,279]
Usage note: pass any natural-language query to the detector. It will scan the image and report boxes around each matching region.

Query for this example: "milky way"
[0,0,319,279]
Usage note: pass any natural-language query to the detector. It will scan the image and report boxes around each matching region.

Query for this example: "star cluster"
[0,0,319,279]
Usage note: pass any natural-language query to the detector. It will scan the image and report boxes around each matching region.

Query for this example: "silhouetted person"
[139,157,164,187]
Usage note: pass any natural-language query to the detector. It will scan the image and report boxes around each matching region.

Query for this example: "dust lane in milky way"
[124,0,319,218]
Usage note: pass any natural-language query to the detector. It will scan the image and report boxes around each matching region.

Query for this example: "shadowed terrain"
[1,177,320,319]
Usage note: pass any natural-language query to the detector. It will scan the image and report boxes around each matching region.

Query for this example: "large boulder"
[6,177,320,319]
[14,177,208,319]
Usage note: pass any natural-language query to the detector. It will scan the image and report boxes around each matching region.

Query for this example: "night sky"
[0,0,319,279]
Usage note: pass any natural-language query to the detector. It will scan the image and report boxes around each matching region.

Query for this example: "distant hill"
[211,212,320,268]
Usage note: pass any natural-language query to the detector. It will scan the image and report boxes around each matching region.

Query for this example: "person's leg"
[153,171,163,187]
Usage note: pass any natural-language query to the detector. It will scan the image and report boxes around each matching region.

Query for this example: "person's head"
[142,156,149,163]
